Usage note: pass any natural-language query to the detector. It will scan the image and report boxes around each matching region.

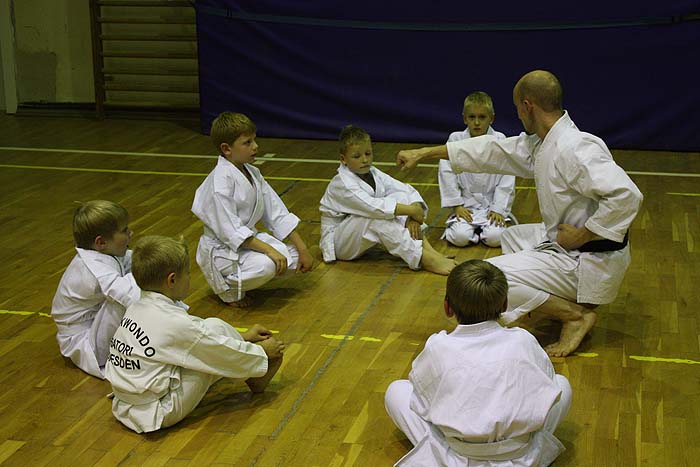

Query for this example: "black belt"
[578,231,629,253]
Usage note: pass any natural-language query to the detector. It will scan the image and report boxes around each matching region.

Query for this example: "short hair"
[210,112,256,150]
[339,125,371,154]
[445,260,508,324]
[72,200,129,249]
[131,235,189,290]
[463,91,495,116]
[516,70,563,112]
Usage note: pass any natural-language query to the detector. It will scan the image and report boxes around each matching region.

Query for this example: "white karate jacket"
[446,112,643,304]
[105,291,268,433]
[51,248,140,378]
[398,321,565,467]
[319,164,427,262]
[439,127,515,217]
[192,156,300,297]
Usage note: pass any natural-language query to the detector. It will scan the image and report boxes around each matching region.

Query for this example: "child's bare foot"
[421,248,457,275]
[246,356,283,393]
[229,293,255,308]
[545,310,597,357]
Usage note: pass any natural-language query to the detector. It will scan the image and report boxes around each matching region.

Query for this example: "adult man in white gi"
[397,70,643,357]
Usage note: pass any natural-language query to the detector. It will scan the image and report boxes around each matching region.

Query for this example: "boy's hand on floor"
[296,250,314,273]
[260,337,285,359]
[243,324,272,343]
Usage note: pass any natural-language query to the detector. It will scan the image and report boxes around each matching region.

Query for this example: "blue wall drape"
[196,2,699,151]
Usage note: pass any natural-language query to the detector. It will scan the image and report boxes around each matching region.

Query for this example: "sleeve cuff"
[584,219,625,243]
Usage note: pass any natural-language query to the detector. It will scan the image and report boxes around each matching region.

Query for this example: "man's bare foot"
[229,293,255,308]
[421,248,457,275]
[246,356,283,393]
[545,311,597,357]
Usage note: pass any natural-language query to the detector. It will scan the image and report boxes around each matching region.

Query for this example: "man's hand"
[242,324,272,343]
[396,149,423,171]
[487,211,506,227]
[454,206,473,223]
[405,218,423,240]
[556,224,600,250]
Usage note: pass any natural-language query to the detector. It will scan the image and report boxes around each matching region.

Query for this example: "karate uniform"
[192,156,301,303]
[439,127,515,247]
[385,321,571,467]
[319,164,427,269]
[51,248,140,378]
[446,112,643,323]
[105,291,268,433]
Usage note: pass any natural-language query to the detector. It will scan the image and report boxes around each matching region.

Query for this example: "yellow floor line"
[4,309,698,364]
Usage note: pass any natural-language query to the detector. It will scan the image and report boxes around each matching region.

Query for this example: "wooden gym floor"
[0,113,698,467]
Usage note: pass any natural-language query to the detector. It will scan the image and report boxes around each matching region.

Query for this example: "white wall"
[11,0,94,104]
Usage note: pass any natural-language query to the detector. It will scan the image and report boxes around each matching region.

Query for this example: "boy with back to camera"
[438,91,515,247]
[51,200,141,379]
[319,125,456,275]
[105,235,284,433]
[192,112,313,308]
[385,260,571,466]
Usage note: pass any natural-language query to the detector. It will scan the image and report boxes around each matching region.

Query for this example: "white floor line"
[1,146,699,176]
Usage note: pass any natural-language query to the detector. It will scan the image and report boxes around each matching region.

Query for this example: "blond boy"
[105,235,284,433]
[438,91,515,247]
[385,260,571,466]
[192,112,313,307]
[319,125,455,275]
[51,200,140,378]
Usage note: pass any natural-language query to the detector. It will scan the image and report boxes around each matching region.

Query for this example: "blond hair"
[339,124,371,154]
[72,200,129,249]
[446,260,508,324]
[131,235,189,290]
[210,112,257,151]
[463,91,495,116]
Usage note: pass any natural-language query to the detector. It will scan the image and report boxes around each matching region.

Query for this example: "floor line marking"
[0,146,436,168]
[3,310,698,365]
[4,163,700,194]
[253,153,276,165]
[3,146,699,177]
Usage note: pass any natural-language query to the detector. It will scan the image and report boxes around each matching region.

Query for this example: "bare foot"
[246,356,283,393]
[421,247,457,275]
[545,310,597,357]
[228,293,255,308]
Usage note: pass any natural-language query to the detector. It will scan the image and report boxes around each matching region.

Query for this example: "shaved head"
[514,70,563,112]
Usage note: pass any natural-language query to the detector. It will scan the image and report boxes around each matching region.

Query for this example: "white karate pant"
[443,209,507,247]
[486,223,580,324]
[160,318,238,429]
[384,374,572,452]
[56,301,126,379]
[217,241,300,303]
[333,216,422,270]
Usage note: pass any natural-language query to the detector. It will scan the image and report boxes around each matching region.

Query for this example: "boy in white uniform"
[319,125,456,275]
[105,235,284,433]
[192,112,313,307]
[439,91,515,247]
[51,200,140,379]
[385,260,571,467]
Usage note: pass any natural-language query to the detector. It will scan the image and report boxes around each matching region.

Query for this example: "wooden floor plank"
[1,114,699,466]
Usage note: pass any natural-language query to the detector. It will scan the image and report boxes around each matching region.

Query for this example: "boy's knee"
[446,225,477,247]
[480,230,502,248]
[384,380,411,414]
